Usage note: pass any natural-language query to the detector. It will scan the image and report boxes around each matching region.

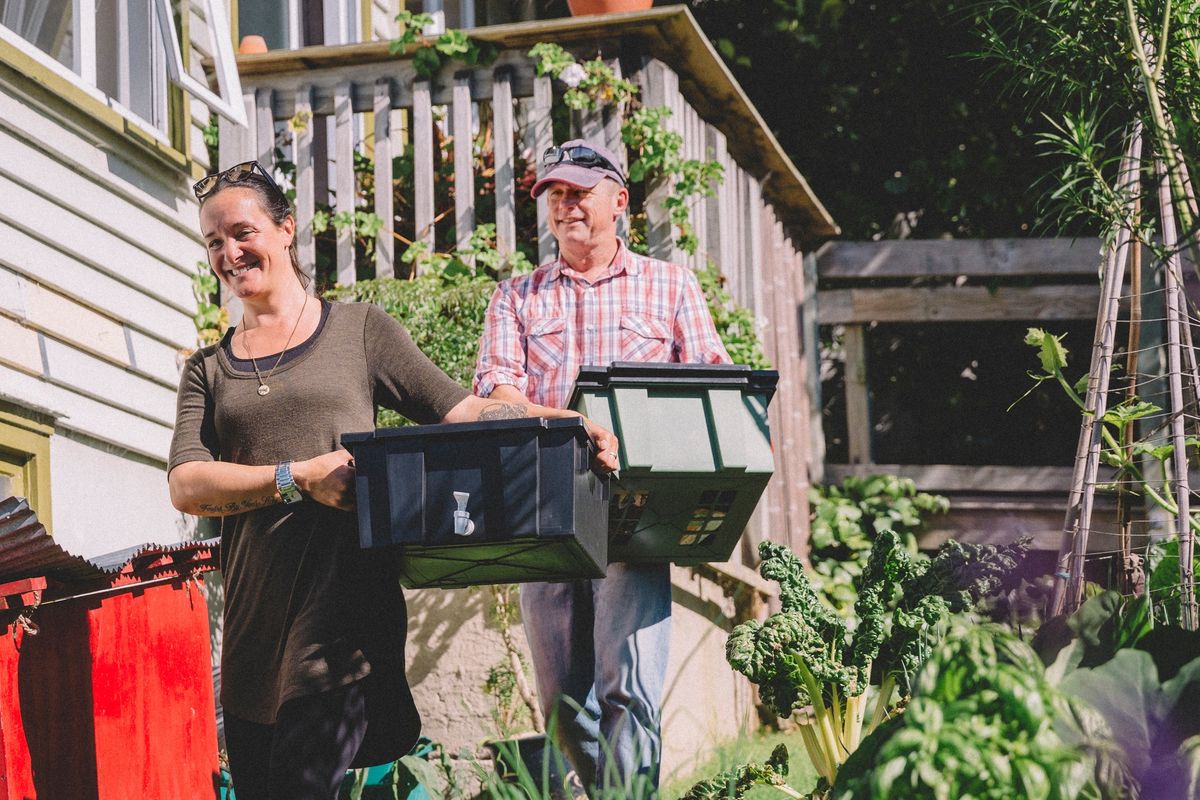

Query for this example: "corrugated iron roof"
[0,495,218,585]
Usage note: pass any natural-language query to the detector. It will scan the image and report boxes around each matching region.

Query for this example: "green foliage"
[1147,537,1200,628]
[689,0,1052,239]
[389,11,498,78]
[807,475,949,619]
[622,107,724,255]
[191,262,226,347]
[727,533,1030,787]
[528,42,638,111]
[833,621,1100,800]
[976,0,1200,251]
[679,744,804,800]
[695,261,771,370]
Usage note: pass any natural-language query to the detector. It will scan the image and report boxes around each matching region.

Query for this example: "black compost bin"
[343,417,609,589]
[568,362,778,565]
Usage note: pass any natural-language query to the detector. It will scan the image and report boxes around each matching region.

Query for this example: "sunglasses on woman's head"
[541,146,626,185]
[193,161,285,202]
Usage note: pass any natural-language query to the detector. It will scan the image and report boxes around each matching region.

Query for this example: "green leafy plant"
[1020,327,1200,543]
[679,744,804,799]
[832,620,1100,799]
[622,106,724,255]
[191,261,227,347]
[389,11,498,79]
[1033,590,1200,799]
[726,532,1030,789]
[695,260,771,370]
[808,475,949,619]
[529,42,638,111]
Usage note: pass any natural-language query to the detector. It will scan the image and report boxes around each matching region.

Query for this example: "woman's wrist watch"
[275,461,303,504]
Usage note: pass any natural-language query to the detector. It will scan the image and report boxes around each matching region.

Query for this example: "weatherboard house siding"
[0,60,206,559]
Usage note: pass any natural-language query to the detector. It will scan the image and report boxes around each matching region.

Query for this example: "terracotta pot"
[238,35,269,55]
[567,0,653,16]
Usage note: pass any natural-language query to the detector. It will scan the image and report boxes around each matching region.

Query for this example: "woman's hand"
[582,417,620,474]
[294,449,357,511]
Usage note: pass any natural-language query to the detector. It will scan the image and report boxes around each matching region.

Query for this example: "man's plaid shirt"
[474,240,731,409]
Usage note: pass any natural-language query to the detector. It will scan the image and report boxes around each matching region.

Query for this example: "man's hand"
[294,449,357,511]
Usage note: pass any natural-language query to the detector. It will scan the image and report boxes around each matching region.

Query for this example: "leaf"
[1059,649,1163,777]
[1102,400,1161,426]
[1025,327,1069,374]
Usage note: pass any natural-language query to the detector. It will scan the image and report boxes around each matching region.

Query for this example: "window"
[0,407,52,530]
[0,0,245,139]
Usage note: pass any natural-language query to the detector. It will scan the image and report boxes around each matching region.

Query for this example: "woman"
[169,161,618,800]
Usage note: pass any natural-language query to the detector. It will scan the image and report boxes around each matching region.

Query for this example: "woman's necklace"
[242,294,309,396]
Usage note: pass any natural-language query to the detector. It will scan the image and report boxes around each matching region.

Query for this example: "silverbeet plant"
[726,533,1029,789]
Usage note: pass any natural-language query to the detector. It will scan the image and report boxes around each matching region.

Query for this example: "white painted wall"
[0,72,203,555]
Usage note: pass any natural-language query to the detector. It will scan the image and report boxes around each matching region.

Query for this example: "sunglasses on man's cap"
[541,145,626,186]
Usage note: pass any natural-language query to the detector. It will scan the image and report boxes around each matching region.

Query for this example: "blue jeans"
[520,562,672,795]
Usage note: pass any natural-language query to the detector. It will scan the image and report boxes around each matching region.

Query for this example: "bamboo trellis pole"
[1158,158,1199,631]
[1050,129,1143,617]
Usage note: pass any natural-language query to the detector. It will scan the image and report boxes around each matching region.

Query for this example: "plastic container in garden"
[343,417,609,589]
[568,362,778,565]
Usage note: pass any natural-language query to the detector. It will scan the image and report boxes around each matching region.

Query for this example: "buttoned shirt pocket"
[525,316,567,376]
[619,314,672,362]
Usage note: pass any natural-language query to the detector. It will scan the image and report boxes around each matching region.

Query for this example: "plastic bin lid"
[342,415,587,447]
[570,362,779,399]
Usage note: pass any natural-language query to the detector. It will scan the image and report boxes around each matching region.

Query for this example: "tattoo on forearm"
[477,402,529,421]
[197,495,279,515]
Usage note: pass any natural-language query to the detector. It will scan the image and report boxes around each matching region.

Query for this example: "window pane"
[0,0,74,69]
[239,2,287,50]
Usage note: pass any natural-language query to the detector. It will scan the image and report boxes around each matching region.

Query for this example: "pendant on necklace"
[258,384,270,396]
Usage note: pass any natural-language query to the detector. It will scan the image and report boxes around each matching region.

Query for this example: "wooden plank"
[745,177,764,313]
[531,74,553,264]
[704,125,726,271]
[816,238,1106,279]
[825,463,1082,493]
[334,81,355,286]
[452,71,475,255]
[293,87,316,290]
[492,66,516,258]
[802,252,825,484]
[373,79,394,279]
[818,285,1102,324]
[842,323,871,465]
[413,78,436,258]
[255,87,274,167]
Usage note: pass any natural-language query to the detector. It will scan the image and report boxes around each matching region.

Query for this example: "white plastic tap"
[453,491,475,536]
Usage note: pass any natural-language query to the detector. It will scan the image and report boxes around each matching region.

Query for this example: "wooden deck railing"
[223,7,837,557]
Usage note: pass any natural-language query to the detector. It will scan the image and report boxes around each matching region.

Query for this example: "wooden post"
[373,80,395,279]
[492,66,516,258]
[413,78,436,261]
[334,81,355,287]
[531,74,554,265]
[843,324,871,465]
[294,87,317,291]
[254,88,274,167]
[452,71,475,257]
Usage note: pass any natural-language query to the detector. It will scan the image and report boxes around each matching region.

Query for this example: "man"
[474,139,730,795]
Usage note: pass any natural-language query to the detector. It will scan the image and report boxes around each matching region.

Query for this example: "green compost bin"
[343,417,609,589]
[568,362,778,565]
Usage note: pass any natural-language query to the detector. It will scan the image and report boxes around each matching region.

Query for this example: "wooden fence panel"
[334,81,355,286]
[373,80,395,279]
[413,78,436,258]
[532,74,553,264]
[452,72,475,255]
[493,67,516,258]
[294,88,316,291]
